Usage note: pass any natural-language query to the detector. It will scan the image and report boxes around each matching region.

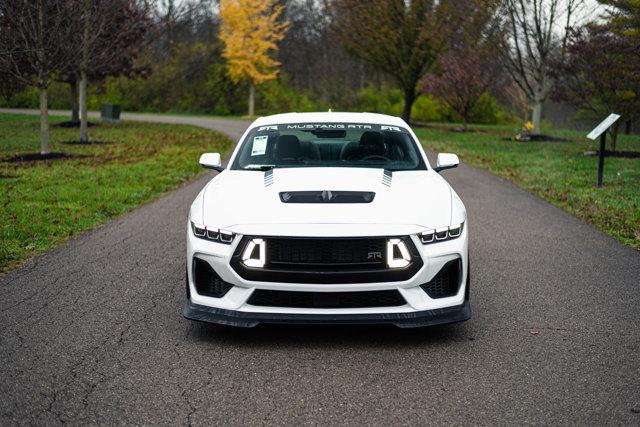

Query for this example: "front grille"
[420,259,461,298]
[267,237,387,270]
[193,257,233,298]
[247,289,405,308]
[230,235,423,284]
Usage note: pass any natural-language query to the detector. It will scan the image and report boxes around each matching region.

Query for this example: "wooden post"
[597,132,606,188]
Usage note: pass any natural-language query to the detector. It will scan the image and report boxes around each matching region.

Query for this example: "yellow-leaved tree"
[219,0,288,116]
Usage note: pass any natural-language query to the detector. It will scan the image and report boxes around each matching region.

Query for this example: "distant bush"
[0,82,71,110]
[255,78,324,115]
[343,85,443,123]
[353,84,402,115]
[431,92,517,126]
[88,43,247,114]
[409,95,444,123]
[469,93,499,124]
[0,49,518,126]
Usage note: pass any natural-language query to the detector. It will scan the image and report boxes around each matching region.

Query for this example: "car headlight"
[191,221,235,244]
[419,222,464,244]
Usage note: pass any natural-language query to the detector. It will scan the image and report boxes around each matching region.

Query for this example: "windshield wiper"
[245,165,277,171]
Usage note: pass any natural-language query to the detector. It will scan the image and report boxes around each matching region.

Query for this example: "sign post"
[587,114,621,188]
[596,133,606,187]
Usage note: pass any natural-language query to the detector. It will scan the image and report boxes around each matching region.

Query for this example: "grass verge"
[0,113,233,273]
[415,124,640,250]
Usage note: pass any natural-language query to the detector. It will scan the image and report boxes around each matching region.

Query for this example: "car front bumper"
[183,299,471,328]
[185,223,470,328]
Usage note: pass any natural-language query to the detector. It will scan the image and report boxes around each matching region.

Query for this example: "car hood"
[201,168,452,234]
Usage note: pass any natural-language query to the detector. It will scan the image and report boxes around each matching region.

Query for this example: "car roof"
[250,112,409,128]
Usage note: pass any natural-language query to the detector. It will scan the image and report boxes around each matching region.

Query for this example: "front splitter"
[183,300,471,328]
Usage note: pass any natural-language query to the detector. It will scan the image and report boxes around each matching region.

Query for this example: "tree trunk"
[79,70,89,142]
[462,114,468,131]
[39,84,50,155]
[401,88,415,124]
[36,0,49,155]
[610,122,619,152]
[70,80,79,122]
[79,0,90,142]
[531,101,542,136]
[248,80,255,116]
[625,120,632,135]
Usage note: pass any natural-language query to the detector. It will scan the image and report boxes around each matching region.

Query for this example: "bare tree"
[551,25,640,150]
[73,0,112,142]
[0,0,79,154]
[67,0,152,142]
[500,0,586,135]
[280,0,383,105]
[423,49,504,130]
[333,0,499,123]
[333,0,458,123]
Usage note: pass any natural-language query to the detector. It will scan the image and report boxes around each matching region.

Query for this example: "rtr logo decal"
[367,252,383,260]
[380,125,401,132]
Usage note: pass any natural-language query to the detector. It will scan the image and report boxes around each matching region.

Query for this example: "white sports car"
[184,112,470,327]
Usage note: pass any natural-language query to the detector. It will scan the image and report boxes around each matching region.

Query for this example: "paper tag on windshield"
[251,135,268,156]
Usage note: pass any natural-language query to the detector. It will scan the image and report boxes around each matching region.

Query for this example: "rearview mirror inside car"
[199,153,223,172]
[434,153,459,172]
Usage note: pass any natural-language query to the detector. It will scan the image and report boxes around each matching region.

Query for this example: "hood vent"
[382,169,392,187]
[279,191,375,203]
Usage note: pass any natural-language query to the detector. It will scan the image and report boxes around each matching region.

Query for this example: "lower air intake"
[247,289,405,308]
[193,257,233,298]
[420,259,461,298]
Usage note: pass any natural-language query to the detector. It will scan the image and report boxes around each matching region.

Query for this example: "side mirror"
[199,153,224,172]
[434,153,459,172]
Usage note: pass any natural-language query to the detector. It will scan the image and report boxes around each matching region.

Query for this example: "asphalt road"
[1,109,639,425]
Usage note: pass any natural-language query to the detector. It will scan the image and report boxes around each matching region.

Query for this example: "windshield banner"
[256,123,407,133]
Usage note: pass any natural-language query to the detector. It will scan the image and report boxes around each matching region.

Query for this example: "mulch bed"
[529,134,571,142]
[53,121,99,128]
[2,152,91,163]
[583,150,640,158]
[504,134,571,142]
[603,150,640,158]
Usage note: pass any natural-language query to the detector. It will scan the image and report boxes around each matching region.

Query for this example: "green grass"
[0,113,233,272]
[415,124,640,250]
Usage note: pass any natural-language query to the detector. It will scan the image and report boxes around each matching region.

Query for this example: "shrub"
[409,95,444,123]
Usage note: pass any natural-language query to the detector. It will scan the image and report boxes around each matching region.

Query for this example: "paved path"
[1,109,639,425]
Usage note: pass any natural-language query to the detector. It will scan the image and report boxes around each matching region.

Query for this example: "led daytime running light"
[420,222,464,244]
[191,221,235,244]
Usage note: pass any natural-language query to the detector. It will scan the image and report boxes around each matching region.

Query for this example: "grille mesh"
[247,289,405,308]
[420,259,461,298]
[193,257,233,298]
[267,237,387,270]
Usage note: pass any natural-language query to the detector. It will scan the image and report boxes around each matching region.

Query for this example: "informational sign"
[587,114,621,140]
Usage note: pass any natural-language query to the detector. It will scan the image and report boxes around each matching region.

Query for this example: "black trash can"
[100,104,121,123]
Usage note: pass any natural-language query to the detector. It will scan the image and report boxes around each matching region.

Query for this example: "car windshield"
[231,123,426,171]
